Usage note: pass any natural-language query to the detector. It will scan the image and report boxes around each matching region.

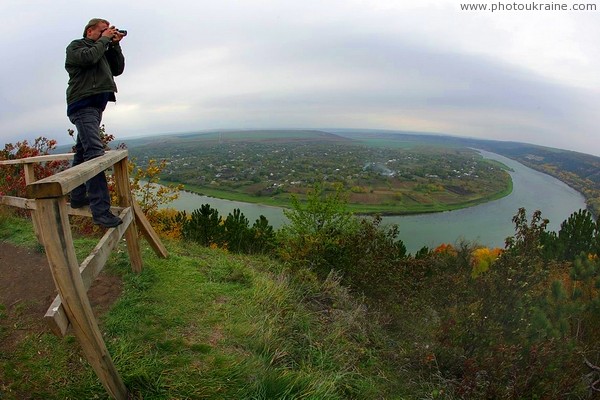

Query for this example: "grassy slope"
[0,216,411,399]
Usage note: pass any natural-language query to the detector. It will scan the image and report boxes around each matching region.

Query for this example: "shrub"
[181,204,223,246]
[335,215,407,301]
[248,215,276,254]
[0,137,69,198]
[415,209,599,398]
[541,208,600,261]
[277,183,359,276]
[128,158,183,219]
[181,204,275,254]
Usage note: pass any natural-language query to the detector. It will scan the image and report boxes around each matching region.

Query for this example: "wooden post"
[36,196,128,400]
[112,157,143,273]
[23,163,43,244]
[22,163,36,185]
[133,201,169,258]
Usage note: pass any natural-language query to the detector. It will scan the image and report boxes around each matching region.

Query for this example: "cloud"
[0,0,598,156]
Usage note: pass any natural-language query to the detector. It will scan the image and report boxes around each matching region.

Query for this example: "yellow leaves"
[431,244,503,278]
[126,158,182,217]
[471,247,503,278]
[146,208,185,239]
[110,157,184,238]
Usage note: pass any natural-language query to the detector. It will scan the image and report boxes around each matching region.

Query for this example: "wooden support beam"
[133,201,169,259]
[36,196,128,400]
[45,295,69,338]
[26,150,127,199]
[0,197,126,218]
[23,164,36,184]
[66,205,124,218]
[112,158,143,273]
[0,196,37,210]
[23,164,44,244]
[44,207,133,337]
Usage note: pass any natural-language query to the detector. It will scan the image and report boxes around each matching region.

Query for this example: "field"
[126,130,513,214]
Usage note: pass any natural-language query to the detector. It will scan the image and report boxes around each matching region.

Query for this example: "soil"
[0,241,122,351]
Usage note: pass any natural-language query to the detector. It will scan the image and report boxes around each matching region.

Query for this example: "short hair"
[83,18,109,38]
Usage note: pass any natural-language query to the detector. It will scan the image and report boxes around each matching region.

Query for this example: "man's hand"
[101,26,124,43]
[112,30,125,43]
[101,26,117,39]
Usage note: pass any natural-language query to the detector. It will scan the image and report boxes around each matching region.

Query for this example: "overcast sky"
[1,0,599,155]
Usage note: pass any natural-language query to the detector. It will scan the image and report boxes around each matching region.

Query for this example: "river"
[162,150,586,253]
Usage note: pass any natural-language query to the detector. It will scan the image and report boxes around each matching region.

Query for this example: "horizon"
[50,127,600,159]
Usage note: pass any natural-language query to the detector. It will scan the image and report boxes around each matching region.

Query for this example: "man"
[65,18,126,228]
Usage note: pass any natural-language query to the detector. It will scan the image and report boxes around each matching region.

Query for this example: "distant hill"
[119,129,350,149]
[54,129,349,153]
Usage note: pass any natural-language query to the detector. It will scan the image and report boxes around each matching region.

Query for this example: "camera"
[117,29,127,36]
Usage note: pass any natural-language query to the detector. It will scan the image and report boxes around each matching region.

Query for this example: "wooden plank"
[45,207,133,336]
[113,158,143,273]
[81,207,133,288]
[36,196,127,399]
[67,205,124,218]
[0,153,74,165]
[26,150,127,199]
[45,295,69,337]
[66,206,92,218]
[0,197,126,216]
[0,196,37,210]
[0,195,127,217]
[133,201,169,258]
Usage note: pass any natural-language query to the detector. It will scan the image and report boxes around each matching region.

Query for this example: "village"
[128,136,511,208]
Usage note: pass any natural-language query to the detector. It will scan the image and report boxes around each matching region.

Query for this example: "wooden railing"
[0,150,168,400]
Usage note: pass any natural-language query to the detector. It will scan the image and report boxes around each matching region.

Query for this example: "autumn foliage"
[275,193,600,397]
[0,137,69,198]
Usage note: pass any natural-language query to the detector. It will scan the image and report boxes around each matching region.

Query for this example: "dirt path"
[0,241,122,350]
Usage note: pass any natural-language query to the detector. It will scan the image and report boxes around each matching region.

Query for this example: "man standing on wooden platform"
[65,18,126,228]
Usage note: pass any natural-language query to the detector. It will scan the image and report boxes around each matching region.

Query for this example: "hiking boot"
[93,212,123,228]
[70,197,90,209]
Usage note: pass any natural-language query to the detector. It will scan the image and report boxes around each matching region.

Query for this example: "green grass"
[0,211,42,247]
[0,214,412,399]
[181,179,513,216]
[181,182,292,208]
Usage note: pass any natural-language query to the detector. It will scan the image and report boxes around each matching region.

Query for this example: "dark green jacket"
[65,36,125,105]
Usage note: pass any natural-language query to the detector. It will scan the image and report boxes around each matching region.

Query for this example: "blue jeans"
[68,107,111,218]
